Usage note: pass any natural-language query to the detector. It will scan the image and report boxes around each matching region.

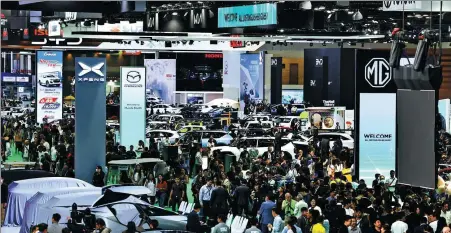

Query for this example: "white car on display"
[243,121,274,130]
[194,104,214,113]
[277,116,300,128]
[211,136,297,160]
[147,104,180,114]
[146,95,163,104]
[38,73,61,87]
[146,130,179,143]
[293,132,354,150]
[153,114,184,123]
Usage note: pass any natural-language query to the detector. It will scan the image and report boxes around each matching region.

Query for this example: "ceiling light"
[187,2,192,4]
[184,11,189,17]
[300,1,312,10]
[352,10,363,21]
[172,12,178,16]
[348,11,354,15]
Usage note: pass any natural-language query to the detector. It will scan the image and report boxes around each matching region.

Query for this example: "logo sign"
[126,71,141,83]
[42,102,61,110]
[205,54,223,59]
[218,3,277,28]
[16,76,29,82]
[39,97,58,104]
[271,58,278,66]
[365,58,392,88]
[75,57,107,83]
[194,13,203,25]
[31,37,83,45]
[383,1,421,11]
[65,12,77,21]
[323,100,335,107]
[315,58,323,67]
[310,80,316,87]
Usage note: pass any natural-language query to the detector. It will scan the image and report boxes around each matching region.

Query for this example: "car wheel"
[38,80,42,86]
[46,81,49,87]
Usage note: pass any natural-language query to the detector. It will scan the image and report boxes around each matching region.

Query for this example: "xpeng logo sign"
[194,13,203,25]
[365,58,392,88]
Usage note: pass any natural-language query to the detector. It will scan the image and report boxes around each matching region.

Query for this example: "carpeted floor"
[5,143,24,162]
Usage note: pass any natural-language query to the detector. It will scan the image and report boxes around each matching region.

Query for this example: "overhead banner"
[383,1,451,12]
[240,53,264,111]
[120,67,146,148]
[144,59,176,104]
[218,3,277,28]
[355,49,397,185]
[36,51,63,123]
[75,57,106,183]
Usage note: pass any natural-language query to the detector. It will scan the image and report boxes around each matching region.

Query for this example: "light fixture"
[300,1,312,10]
[172,12,178,16]
[184,11,189,17]
[163,13,169,19]
[352,10,363,21]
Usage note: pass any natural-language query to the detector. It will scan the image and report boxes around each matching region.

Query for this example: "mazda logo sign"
[126,71,141,83]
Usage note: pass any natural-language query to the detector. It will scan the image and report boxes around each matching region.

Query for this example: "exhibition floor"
[5,144,24,163]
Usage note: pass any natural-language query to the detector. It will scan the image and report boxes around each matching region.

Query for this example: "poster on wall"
[187,94,204,104]
[240,53,264,110]
[36,51,63,123]
[345,110,354,131]
[282,90,304,104]
[358,93,396,185]
[144,59,176,104]
[223,52,241,100]
[120,67,146,148]
[438,99,450,132]
[308,107,345,130]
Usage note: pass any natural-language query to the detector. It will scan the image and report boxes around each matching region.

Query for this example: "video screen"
[176,53,223,92]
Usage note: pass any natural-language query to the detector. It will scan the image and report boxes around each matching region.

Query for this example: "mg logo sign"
[315,58,323,67]
[310,80,316,87]
[365,58,392,88]
[271,58,277,66]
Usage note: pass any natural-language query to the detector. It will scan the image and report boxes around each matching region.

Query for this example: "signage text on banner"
[218,3,277,28]
[240,53,264,111]
[75,57,106,183]
[36,51,63,123]
[120,67,146,149]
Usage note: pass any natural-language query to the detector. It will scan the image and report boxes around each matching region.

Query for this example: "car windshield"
[156,116,170,121]
[261,123,272,128]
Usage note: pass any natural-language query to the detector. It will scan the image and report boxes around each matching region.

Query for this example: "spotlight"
[184,11,189,17]
[163,13,169,19]
[182,40,187,45]
[352,10,363,21]
[189,40,194,45]
[172,12,178,16]
[135,40,139,44]
[322,41,326,46]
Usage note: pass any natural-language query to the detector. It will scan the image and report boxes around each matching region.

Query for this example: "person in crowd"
[199,178,214,219]
[144,173,156,205]
[37,223,48,233]
[92,165,105,187]
[212,214,230,233]
[156,174,168,208]
[268,208,284,233]
[245,218,263,233]
[348,217,361,233]
[259,195,277,233]
[187,203,202,233]
[211,181,229,221]
[95,218,111,233]
[169,177,185,211]
[48,213,63,233]
[282,193,297,218]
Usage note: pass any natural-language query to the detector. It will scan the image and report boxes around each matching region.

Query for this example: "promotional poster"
[438,99,450,132]
[345,110,355,131]
[218,3,277,28]
[308,107,345,130]
[75,57,106,183]
[144,59,176,104]
[176,53,223,92]
[222,52,241,100]
[240,53,264,110]
[358,93,396,185]
[282,89,304,104]
[36,51,63,123]
[120,67,146,148]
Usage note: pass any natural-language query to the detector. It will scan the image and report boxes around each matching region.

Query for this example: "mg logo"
[365,58,392,88]
[310,80,316,87]
[194,13,203,25]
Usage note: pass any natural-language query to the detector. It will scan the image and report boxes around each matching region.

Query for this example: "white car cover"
[20,191,102,233]
[5,177,93,226]
[19,187,101,233]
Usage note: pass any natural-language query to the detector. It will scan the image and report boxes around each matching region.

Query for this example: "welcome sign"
[218,3,277,28]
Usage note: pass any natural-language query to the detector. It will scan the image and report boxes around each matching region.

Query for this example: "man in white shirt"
[429,212,439,232]
[391,213,408,233]
[344,200,354,217]
[441,203,451,226]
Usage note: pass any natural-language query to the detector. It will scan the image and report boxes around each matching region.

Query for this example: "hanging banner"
[144,59,176,104]
[75,57,106,183]
[240,53,264,111]
[218,3,277,28]
[36,51,63,123]
[120,67,146,148]
[222,52,241,100]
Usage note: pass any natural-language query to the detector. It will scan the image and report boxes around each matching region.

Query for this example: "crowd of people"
[3,104,451,233]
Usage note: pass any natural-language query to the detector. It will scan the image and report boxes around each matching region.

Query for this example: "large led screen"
[176,53,223,92]
[358,93,396,185]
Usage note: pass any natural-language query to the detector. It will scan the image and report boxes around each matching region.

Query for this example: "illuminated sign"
[218,3,277,28]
